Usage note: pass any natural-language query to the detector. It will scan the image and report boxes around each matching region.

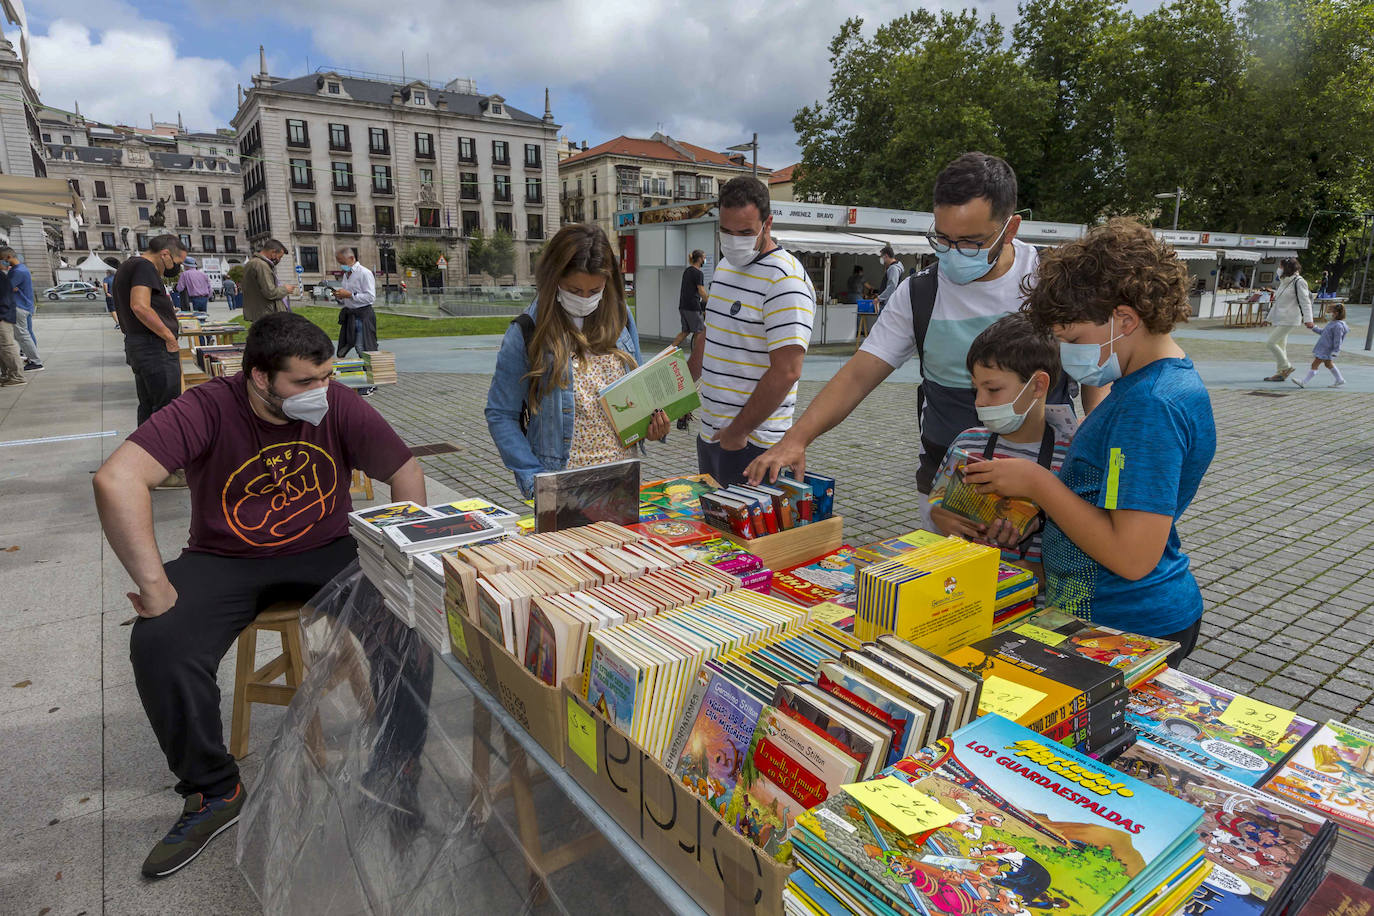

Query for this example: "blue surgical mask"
[1059,318,1125,387]
[934,216,1011,285]
[975,376,1038,435]
[341,263,354,273]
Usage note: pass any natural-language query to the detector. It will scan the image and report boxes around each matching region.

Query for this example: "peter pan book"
[1262,720,1374,833]
[1127,669,1315,787]
[598,346,701,446]
[791,714,1205,916]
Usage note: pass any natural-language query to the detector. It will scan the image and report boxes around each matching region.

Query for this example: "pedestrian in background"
[875,245,903,311]
[222,274,239,311]
[0,262,24,386]
[241,240,296,322]
[176,257,212,316]
[846,264,865,303]
[333,246,377,357]
[1262,257,1313,382]
[103,269,119,328]
[0,247,41,370]
[1293,301,1348,389]
[671,248,708,429]
[114,235,187,427]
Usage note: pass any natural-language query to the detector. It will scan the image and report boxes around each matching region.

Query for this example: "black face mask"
[164,266,180,278]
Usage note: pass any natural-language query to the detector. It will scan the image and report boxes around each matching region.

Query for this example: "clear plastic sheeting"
[236,562,678,915]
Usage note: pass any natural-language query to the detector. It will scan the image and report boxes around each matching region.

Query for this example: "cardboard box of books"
[562,683,790,916]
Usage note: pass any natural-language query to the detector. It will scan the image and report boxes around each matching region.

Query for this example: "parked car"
[311,281,343,301]
[44,281,100,301]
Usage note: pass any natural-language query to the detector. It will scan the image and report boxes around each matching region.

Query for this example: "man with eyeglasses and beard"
[745,153,1105,527]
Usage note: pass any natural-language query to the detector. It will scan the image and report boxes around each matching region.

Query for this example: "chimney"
[150,114,155,129]
[236,84,243,107]
[435,94,448,111]
[581,140,588,151]
[177,111,184,132]
[391,87,403,105]
[74,100,81,120]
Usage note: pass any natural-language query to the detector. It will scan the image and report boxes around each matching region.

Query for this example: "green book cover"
[598,347,701,446]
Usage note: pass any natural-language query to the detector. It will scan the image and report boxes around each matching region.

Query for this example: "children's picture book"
[792,714,1204,916]
[1128,669,1316,786]
[674,669,768,818]
[639,474,720,517]
[855,537,999,652]
[672,537,764,576]
[771,546,857,606]
[1012,608,1177,689]
[626,517,717,546]
[1262,720,1374,833]
[802,472,836,520]
[1114,741,1334,916]
[933,445,1043,540]
[533,458,640,533]
[598,346,701,446]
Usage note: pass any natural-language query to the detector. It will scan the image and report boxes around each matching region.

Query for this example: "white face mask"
[255,379,330,426]
[557,287,602,318]
[719,230,761,268]
[975,376,1038,435]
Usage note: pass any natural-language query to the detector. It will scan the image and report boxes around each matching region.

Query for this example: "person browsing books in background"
[928,314,1071,584]
[687,175,816,486]
[962,219,1216,665]
[486,223,669,498]
[1292,300,1348,389]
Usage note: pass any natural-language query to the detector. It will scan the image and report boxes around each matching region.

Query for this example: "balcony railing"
[402,225,459,239]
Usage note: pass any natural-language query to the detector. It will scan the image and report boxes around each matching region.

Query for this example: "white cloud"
[28,20,237,132]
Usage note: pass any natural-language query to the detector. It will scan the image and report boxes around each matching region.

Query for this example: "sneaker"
[141,783,246,878]
[676,411,694,431]
[1332,379,1346,388]
[0,377,25,387]
[23,361,43,371]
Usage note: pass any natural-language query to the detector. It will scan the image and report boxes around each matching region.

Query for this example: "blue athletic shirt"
[1041,357,1216,635]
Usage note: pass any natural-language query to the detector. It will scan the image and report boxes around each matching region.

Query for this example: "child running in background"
[1293,301,1348,388]
[928,313,1071,585]
[962,219,1216,666]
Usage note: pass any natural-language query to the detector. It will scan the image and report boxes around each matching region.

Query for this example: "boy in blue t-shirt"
[963,219,1216,664]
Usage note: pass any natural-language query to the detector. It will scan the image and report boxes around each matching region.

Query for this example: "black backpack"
[511,313,535,434]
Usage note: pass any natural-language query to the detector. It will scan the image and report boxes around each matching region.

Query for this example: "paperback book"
[533,458,640,533]
[598,346,701,446]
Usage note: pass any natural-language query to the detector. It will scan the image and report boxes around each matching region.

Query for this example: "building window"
[525,177,542,203]
[41,132,50,142]
[62,133,72,145]
[286,119,309,147]
[458,137,475,162]
[221,187,232,204]
[592,200,599,220]
[375,205,395,233]
[495,212,513,235]
[371,164,393,194]
[299,246,320,272]
[98,204,111,224]
[417,207,440,228]
[527,213,544,240]
[327,81,341,94]
[223,211,235,228]
[336,202,357,232]
[178,233,192,250]
[492,140,509,165]
[462,210,480,235]
[413,92,427,106]
[198,186,209,203]
[494,175,511,202]
[174,185,186,202]
[101,231,116,249]
[524,144,541,169]
[224,236,238,252]
[95,180,108,198]
[592,173,597,194]
[200,209,213,228]
[332,161,354,191]
[697,176,713,197]
[177,209,189,228]
[419,168,433,186]
[295,200,317,230]
[328,123,349,151]
[369,127,389,154]
[136,232,149,250]
[290,158,313,188]
[138,206,150,221]
[460,173,479,201]
[491,102,503,115]
[202,235,217,252]
[415,132,434,159]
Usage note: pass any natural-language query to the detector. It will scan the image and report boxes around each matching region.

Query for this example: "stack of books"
[854,536,1000,652]
[192,344,243,372]
[1127,669,1315,785]
[380,511,508,625]
[771,546,857,607]
[697,472,835,538]
[993,560,1038,627]
[348,501,442,607]
[1114,742,1336,916]
[944,628,1132,756]
[851,530,946,567]
[428,497,521,535]
[454,522,641,573]
[1004,608,1177,688]
[787,714,1209,916]
[1295,873,1374,916]
[411,550,456,652]
[1262,720,1374,887]
[362,350,396,385]
[333,358,368,386]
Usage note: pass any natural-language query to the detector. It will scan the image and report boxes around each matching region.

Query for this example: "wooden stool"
[350,469,374,501]
[229,601,309,759]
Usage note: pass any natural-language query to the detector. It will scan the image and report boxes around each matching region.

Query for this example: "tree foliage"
[793,0,1374,279]
[398,240,446,280]
[467,229,516,279]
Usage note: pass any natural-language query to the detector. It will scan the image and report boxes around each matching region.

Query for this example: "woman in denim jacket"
[486,224,669,498]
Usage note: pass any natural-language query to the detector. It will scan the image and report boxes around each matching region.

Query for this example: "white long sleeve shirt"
[1269,274,1312,326]
[340,261,376,309]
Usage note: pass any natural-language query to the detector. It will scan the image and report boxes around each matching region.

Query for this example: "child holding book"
[1293,301,1348,388]
[962,219,1216,664]
[486,223,669,498]
[927,313,1072,584]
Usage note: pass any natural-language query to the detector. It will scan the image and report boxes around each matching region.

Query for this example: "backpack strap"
[511,313,536,435]
[983,433,999,460]
[907,265,939,425]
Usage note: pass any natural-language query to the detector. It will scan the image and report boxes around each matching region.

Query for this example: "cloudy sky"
[21,0,1162,167]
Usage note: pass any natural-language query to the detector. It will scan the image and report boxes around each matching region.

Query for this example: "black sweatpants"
[125,335,182,426]
[130,538,361,798]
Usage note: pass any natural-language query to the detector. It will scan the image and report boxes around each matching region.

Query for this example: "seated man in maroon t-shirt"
[93,312,425,879]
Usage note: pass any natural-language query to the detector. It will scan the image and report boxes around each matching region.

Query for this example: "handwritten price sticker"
[841,778,959,836]
[566,696,598,774]
[979,675,1047,722]
[448,614,469,659]
[809,603,853,627]
[1219,695,1295,744]
[1013,623,1067,647]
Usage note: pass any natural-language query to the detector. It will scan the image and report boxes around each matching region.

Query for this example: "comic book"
[1008,608,1176,689]
[933,446,1043,540]
[1127,670,1315,786]
[772,547,857,607]
[673,668,768,818]
[1114,742,1335,916]
[639,474,720,517]
[791,714,1204,916]
[1263,721,1374,834]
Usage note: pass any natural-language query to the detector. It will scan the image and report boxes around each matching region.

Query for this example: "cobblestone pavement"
[368,374,1374,733]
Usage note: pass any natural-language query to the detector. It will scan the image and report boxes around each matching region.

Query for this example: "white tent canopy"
[770,229,888,256]
[851,232,933,256]
[1221,249,1261,263]
[1172,248,1221,261]
[76,253,113,275]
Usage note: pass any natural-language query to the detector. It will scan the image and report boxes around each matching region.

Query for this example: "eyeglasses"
[925,215,1013,257]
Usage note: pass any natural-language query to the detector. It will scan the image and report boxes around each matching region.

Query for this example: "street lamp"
[728,133,759,177]
[1154,188,1184,230]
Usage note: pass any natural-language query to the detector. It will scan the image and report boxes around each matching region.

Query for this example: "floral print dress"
[567,352,634,468]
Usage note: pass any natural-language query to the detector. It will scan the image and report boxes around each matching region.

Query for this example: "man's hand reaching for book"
[128,577,178,618]
[962,457,1053,502]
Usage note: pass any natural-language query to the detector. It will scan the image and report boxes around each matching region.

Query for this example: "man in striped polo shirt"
[687,176,816,486]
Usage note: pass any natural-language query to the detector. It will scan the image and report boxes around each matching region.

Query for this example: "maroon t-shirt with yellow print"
[127,373,413,557]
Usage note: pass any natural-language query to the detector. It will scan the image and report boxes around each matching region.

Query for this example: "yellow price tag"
[1014,623,1067,647]
[809,602,853,627]
[448,613,469,659]
[979,675,1046,722]
[897,530,945,549]
[567,696,597,774]
[841,778,959,836]
[1219,694,1295,744]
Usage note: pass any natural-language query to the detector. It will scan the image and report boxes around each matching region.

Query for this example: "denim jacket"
[485,300,643,498]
